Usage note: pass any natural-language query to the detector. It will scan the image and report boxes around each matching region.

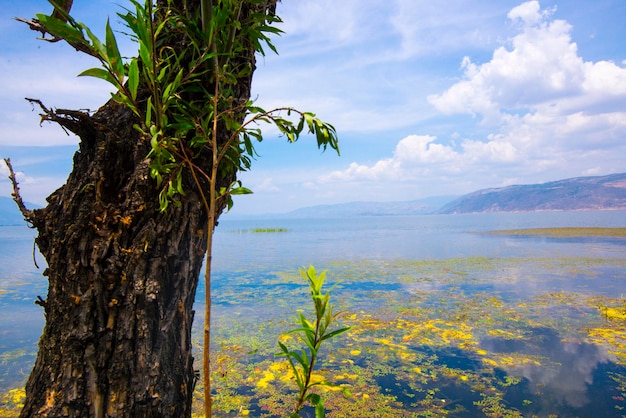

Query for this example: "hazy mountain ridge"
[279,196,455,218]
[0,196,35,225]
[3,173,625,224]
[437,172,626,214]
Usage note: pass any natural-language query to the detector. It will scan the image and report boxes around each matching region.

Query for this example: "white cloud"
[255,178,280,193]
[429,1,626,121]
[321,135,463,183]
[507,1,553,26]
[306,1,626,206]
[395,135,458,164]
[424,0,626,171]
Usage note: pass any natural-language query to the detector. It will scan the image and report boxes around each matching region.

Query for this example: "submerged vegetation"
[233,228,289,233]
[485,227,626,238]
[2,255,625,416]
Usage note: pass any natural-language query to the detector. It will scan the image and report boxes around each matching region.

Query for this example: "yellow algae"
[8,389,24,406]
[482,353,543,369]
[269,361,289,373]
[349,349,361,356]
[483,358,498,367]
[0,388,26,417]
[488,328,524,340]
[587,327,626,364]
[603,307,626,320]
[309,373,325,385]
[402,318,478,350]
[256,371,275,388]
[335,373,359,380]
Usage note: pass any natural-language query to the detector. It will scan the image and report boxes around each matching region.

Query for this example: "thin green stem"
[202,72,222,418]
[295,315,322,412]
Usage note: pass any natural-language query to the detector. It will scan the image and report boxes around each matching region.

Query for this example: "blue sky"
[1,1,625,215]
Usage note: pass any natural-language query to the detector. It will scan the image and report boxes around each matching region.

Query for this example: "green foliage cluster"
[36,0,339,211]
[278,266,351,417]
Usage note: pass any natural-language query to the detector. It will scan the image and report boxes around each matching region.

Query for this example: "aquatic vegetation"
[0,388,24,417]
[232,228,289,233]
[484,227,626,237]
[2,256,626,416]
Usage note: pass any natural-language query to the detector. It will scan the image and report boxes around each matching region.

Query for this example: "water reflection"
[481,326,617,412]
[2,213,626,416]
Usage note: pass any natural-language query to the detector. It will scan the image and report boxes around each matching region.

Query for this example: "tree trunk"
[17,1,276,416]
[20,100,202,417]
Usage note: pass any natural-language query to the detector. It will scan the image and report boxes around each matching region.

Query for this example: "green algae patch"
[3,256,625,417]
[185,256,626,416]
[230,228,289,233]
[484,227,626,238]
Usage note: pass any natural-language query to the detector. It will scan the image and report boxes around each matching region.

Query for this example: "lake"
[1,211,625,416]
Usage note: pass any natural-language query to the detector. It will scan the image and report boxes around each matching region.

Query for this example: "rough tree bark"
[14,1,277,416]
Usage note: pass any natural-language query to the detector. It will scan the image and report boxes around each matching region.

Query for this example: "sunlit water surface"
[1,211,625,416]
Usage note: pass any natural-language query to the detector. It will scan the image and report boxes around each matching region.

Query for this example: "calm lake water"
[1,211,625,416]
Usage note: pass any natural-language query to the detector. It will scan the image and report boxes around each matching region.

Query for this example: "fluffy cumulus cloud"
[324,1,626,194]
[322,135,461,183]
[428,0,626,128]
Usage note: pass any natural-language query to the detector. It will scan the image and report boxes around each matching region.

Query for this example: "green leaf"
[105,18,124,80]
[162,69,184,105]
[297,312,314,331]
[230,186,253,195]
[78,68,117,87]
[289,350,309,373]
[112,93,138,116]
[138,42,152,73]
[307,393,321,405]
[174,171,185,196]
[81,23,107,60]
[320,326,352,342]
[226,195,234,211]
[146,98,154,127]
[47,0,72,22]
[315,400,325,418]
[128,59,139,101]
[305,393,325,418]
[35,14,86,46]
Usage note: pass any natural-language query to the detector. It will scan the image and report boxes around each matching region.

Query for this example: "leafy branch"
[278,266,352,417]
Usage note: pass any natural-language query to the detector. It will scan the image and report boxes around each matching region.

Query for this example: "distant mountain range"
[437,172,626,214]
[278,196,455,219]
[2,173,625,224]
[0,196,31,225]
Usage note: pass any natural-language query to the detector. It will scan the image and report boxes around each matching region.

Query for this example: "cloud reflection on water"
[481,326,614,409]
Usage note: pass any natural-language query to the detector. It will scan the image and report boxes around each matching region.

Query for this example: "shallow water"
[1,211,626,416]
